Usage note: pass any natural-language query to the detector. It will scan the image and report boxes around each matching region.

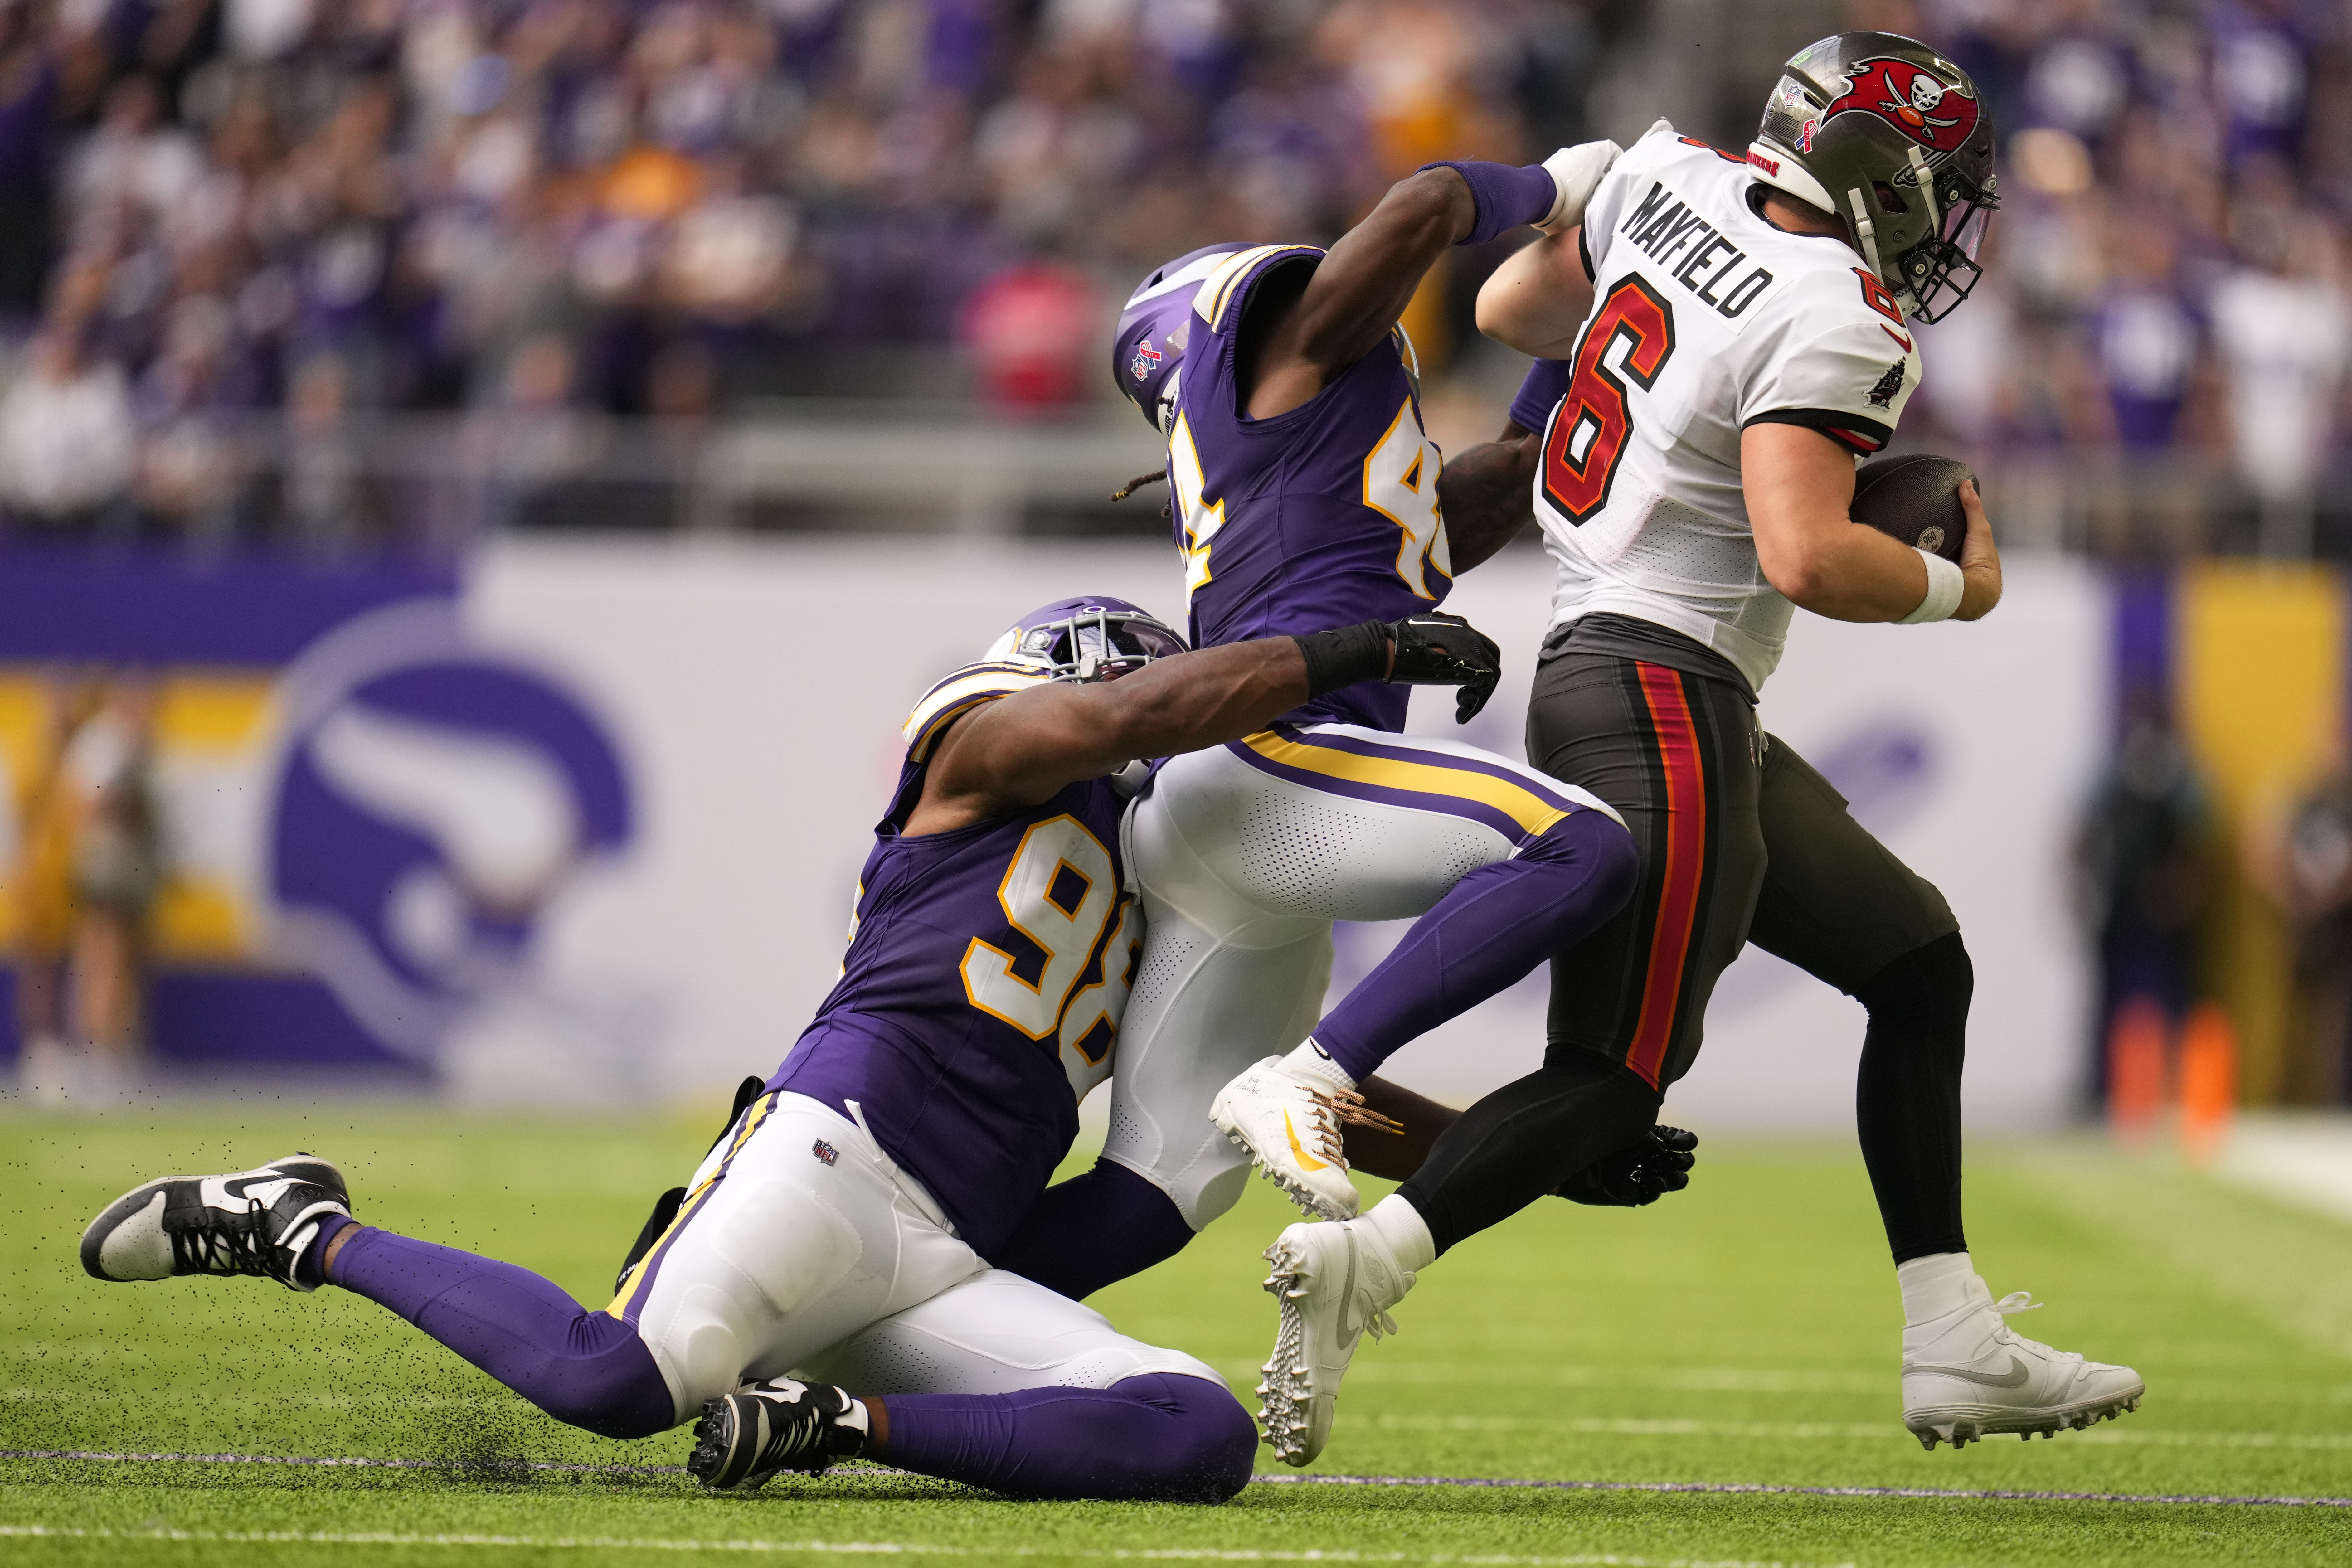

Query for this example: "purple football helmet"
[987,595,1190,681]
[1111,243,1258,432]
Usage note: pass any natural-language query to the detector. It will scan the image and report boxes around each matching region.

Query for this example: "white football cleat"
[80,1154,349,1293]
[1902,1278,2145,1449]
[1209,1055,1370,1221]
[1255,1217,1415,1466]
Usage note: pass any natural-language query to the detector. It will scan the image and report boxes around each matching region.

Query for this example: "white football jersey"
[1531,122,1924,692]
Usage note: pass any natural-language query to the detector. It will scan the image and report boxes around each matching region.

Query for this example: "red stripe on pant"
[1626,663,1707,1087]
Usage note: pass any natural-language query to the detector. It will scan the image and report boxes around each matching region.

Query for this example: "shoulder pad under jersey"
[1192,244,1326,336]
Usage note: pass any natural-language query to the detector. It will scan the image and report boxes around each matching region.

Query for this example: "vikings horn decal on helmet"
[1750,32,1999,323]
[1112,243,1259,431]
[903,598,1190,763]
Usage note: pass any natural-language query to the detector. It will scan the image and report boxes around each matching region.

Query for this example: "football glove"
[1555,1124,1698,1207]
[1387,610,1503,723]
[1535,138,1625,232]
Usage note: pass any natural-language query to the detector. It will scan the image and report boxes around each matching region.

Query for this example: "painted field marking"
[0,1527,1847,1567]
[2,1450,2349,1510]
[1365,1414,2352,1449]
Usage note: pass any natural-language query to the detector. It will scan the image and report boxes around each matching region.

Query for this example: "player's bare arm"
[1743,423,2000,622]
[1236,169,1476,419]
[913,614,1504,834]
[1435,418,1540,571]
[925,638,1316,829]
[1475,226,1596,357]
[1239,142,1624,420]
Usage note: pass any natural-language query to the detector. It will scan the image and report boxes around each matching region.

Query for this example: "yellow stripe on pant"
[1238,730,1572,839]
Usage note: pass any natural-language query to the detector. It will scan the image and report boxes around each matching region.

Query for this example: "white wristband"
[1898,549,1966,624]
[1535,139,1624,231]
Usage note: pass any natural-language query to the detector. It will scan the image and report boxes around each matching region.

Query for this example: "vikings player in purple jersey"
[992,152,1682,1335]
[77,597,1503,1501]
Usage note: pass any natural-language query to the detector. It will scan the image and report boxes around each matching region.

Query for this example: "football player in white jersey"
[1251,32,2144,1466]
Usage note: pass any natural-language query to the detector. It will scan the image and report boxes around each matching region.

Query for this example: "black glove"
[1386,610,1503,723]
[1554,1124,1697,1207]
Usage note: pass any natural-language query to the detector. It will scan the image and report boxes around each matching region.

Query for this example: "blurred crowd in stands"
[0,0,2341,547]
[1897,0,2352,551]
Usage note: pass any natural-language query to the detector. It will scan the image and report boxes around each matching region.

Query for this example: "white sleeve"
[1738,306,1922,456]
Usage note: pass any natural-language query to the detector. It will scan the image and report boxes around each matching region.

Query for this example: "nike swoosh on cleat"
[1282,1110,1330,1172]
[219,1177,275,1202]
[1906,1355,2030,1388]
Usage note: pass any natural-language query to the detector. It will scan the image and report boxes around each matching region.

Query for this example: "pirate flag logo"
[1823,57,1981,156]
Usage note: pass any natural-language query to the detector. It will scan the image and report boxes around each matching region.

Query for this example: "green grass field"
[4,1104,2350,1566]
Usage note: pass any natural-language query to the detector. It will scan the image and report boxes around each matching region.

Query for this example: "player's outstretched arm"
[911,617,1504,833]
[1239,168,1476,419]
[1241,143,1619,420]
[1744,424,2001,623]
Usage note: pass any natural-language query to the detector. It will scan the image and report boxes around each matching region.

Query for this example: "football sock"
[296,1211,355,1288]
[1855,933,1972,1263]
[1396,1051,1659,1255]
[874,1371,1254,1502]
[1310,808,1638,1082]
[327,1226,676,1439]
[1285,1039,1357,1092]
[1358,1193,1436,1276]
[1897,1250,1977,1326]
[988,1158,1195,1299]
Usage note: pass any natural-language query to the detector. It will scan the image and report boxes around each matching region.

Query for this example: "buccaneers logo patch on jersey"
[1867,359,1907,409]
[1823,57,1981,155]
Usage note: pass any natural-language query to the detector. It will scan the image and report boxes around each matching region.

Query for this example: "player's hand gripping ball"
[1849,454,1976,563]
[1387,611,1504,723]
[1556,1124,1699,1207]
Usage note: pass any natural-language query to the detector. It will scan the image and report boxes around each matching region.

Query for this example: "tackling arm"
[1743,423,2002,623]
[911,639,1315,835]
[1238,167,1476,420]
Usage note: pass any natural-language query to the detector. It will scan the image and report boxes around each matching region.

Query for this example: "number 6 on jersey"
[1543,276,1677,524]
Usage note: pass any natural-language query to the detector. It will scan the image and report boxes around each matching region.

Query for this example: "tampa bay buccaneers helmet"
[1747,32,1999,323]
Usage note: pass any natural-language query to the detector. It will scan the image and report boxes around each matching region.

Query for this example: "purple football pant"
[320,1219,1255,1499]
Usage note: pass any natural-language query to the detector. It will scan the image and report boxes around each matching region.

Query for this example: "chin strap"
[1845,185,1886,284]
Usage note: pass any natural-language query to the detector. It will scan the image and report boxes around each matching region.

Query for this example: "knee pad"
[1857,931,1973,1024]
[1111,1372,1258,1503]
[540,1320,678,1439]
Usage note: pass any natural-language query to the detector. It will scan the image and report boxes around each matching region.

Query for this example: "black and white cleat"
[80,1154,350,1293]
[687,1377,867,1490]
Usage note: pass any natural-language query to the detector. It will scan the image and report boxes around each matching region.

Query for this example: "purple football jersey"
[768,687,1141,1259]
[1169,245,1453,732]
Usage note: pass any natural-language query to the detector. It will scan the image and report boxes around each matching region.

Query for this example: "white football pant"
[1105,722,1617,1227]
[608,1092,1222,1421]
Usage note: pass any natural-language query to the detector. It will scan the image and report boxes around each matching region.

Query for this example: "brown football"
[1849,454,1974,564]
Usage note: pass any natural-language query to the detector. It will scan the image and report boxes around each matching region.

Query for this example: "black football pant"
[1397,653,1969,1264]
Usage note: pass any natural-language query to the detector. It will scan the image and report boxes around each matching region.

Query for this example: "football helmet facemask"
[986,597,1189,683]
[1748,32,1999,323]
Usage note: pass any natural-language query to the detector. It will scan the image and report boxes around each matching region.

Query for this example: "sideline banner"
[0,539,2102,1129]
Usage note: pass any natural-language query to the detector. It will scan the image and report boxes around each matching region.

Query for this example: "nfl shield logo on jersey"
[1129,340,1163,381]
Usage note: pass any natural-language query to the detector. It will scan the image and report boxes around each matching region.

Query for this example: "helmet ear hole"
[1873,181,1909,214]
